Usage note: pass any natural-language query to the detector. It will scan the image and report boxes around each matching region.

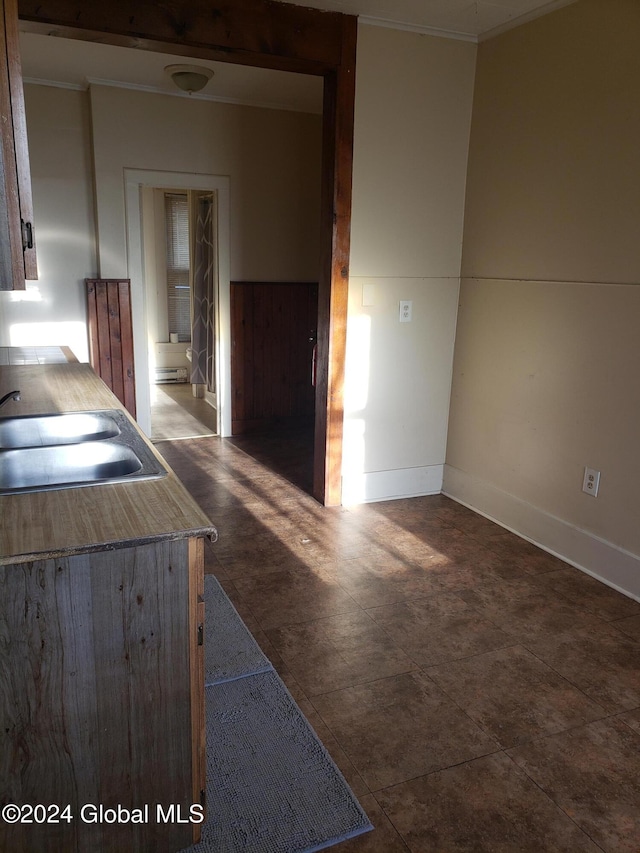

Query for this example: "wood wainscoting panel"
[86,278,136,418]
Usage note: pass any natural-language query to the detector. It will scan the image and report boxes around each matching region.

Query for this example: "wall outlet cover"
[399,300,412,322]
[582,467,600,497]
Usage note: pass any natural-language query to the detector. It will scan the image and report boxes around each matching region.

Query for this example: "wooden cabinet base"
[0,538,205,852]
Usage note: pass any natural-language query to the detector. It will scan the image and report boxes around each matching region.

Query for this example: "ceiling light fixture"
[165,64,214,94]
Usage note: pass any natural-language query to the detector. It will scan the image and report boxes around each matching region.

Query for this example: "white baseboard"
[342,464,443,505]
[442,465,640,602]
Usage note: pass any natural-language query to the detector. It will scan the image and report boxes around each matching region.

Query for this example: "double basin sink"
[0,409,167,494]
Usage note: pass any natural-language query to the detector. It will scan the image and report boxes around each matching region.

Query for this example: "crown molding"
[22,76,322,114]
[23,76,85,91]
[479,0,578,42]
[359,15,477,43]
[359,0,578,44]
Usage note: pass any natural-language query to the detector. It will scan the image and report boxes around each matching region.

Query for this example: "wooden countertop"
[0,362,217,564]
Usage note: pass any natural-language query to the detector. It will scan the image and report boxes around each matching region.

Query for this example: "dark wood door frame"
[18,0,356,507]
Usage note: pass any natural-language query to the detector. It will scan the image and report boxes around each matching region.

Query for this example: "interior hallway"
[157,434,640,853]
[150,382,217,441]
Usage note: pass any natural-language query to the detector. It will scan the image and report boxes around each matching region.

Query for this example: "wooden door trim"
[18,0,357,506]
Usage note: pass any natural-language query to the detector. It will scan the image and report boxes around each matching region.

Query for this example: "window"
[164,192,191,341]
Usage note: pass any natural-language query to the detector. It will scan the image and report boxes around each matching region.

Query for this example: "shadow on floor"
[227,424,315,496]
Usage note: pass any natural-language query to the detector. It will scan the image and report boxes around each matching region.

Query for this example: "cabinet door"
[1,540,198,852]
[0,0,37,289]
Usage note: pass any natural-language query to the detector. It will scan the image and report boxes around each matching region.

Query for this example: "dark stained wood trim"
[18,0,357,506]
[314,16,357,505]
[17,0,344,72]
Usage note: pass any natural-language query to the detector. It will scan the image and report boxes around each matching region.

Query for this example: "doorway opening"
[125,168,231,441]
[140,185,218,441]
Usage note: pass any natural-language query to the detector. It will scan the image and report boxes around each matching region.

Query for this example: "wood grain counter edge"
[0,362,218,564]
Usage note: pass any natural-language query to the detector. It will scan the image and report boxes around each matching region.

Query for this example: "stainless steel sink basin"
[0,411,120,448]
[0,409,167,494]
[0,442,144,491]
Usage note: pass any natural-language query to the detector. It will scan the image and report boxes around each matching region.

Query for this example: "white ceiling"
[276,0,576,40]
[19,0,576,115]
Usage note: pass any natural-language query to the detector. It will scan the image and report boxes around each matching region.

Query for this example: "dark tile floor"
[158,433,640,853]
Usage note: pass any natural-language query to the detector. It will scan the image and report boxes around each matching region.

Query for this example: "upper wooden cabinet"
[0,0,36,289]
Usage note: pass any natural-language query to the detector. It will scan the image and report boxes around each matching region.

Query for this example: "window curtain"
[188,190,216,391]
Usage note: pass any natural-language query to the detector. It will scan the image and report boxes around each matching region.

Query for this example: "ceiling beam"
[17,0,347,73]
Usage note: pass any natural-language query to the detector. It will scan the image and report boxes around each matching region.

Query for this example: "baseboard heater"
[155,367,189,384]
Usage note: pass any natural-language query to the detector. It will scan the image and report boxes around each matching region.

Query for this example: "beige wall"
[446,0,640,595]
[461,0,640,284]
[345,23,476,502]
[89,85,322,283]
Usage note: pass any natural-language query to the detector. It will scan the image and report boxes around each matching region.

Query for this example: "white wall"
[0,86,97,361]
[344,23,476,503]
[445,0,640,599]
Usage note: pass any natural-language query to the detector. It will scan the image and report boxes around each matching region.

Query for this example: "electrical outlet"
[582,467,600,497]
[399,300,412,323]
